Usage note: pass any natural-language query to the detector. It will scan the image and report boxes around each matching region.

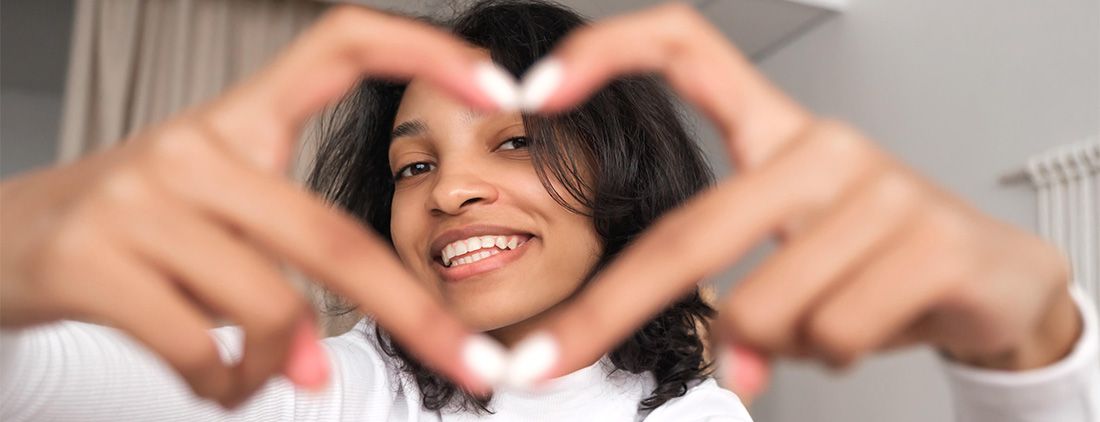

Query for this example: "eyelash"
[393,136,529,181]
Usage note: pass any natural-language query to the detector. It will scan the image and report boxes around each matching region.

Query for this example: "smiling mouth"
[432,235,535,282]
[438,234,532,267]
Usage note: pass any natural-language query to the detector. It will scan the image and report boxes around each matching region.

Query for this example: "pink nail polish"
[285,319,329,390]
[729,345,768,397]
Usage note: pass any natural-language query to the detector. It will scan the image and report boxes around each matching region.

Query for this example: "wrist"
[954,287,1081,371]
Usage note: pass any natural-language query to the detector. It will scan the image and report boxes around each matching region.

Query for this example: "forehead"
[394,78,468,124]
[393,47,494,127]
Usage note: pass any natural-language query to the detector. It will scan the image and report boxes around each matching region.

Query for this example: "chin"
[450,300,532,332]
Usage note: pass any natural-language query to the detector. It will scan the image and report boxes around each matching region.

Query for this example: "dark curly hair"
[308,0,717,414]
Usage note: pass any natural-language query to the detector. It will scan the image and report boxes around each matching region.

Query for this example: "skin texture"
[0,5,508,406]
[0,1,1082,411]
[388,74,601,345]
[516,4,1080,394]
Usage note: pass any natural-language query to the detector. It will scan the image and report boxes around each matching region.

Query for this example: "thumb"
[718,344,770,405]
[282,316,329,390]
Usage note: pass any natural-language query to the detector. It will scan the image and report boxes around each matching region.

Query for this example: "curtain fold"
[57,0,339,328]
[58,0,327,179]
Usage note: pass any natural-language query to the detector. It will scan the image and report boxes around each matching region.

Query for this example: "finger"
[522,3,810,170]
[105,185,314,403]
[801,207,963,366]
[506,121,877,384]
[148,126,495,392]
[720,172,920,353]
[68,245,234,404]
[198,5,514,171]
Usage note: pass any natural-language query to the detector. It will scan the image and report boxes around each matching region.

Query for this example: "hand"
[1,5,515,407]
[510,3,1081,390]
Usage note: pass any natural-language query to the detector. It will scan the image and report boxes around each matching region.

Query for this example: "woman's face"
[388,75,601,343]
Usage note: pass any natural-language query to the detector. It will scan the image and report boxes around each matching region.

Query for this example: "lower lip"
[433,238,535,283]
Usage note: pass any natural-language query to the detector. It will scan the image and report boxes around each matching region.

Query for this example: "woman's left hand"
[509,3,1082,391]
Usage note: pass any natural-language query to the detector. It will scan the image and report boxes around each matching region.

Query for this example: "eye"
[497,136,529,151]
[395,162,435,180]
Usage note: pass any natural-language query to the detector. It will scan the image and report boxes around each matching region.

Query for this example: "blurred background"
[2,0,1097,421]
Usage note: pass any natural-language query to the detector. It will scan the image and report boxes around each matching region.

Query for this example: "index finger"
[200,5,518,171]
[506,122,873,386]
[521,3,810,170]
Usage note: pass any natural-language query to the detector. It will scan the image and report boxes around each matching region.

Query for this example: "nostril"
[460,197,483,208]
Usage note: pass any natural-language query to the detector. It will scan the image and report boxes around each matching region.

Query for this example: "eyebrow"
[391,119,427,140]
[391,110,486,141]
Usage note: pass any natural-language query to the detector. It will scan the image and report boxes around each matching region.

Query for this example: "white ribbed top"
[1,286,1097,421]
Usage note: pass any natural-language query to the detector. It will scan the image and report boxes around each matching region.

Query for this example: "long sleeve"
[0,320,399,421]
[943,284,1100,422]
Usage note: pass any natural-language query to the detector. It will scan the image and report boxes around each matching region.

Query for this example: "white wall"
[0,0,73,178]
[1,89,64,177]
[743,1,1099,421]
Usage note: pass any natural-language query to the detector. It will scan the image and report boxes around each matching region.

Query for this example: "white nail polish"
[504,331,558,389]
[475,61,520,111]
[462,334,508,385]
[519,58,563,111]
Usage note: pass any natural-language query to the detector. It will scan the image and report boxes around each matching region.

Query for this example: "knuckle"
[32,221,101,294]
[806,313,864,364]
[173,341,224,381]
[144,126,218,180]
[97,167,153,208]
[661,2,703,27]
[317,221,377,268]
[653,4,703,53]
[246,287,307,335]
[805,120,874,168]
[319,5,371,36]
[565,302,614,340]
[920,209,976,283]
[867,172,922,214]
[721,299,784,350]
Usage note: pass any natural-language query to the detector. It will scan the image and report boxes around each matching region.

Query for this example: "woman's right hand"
[0,6,516,408]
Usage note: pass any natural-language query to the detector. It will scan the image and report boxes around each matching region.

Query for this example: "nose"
[428,165,500,215]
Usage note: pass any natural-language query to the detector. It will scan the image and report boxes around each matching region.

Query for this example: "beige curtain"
[57,0,368,331]
[58,0,327,178]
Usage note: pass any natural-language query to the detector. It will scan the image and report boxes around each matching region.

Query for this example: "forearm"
[942,285,1100,422]
[0,321,290,421]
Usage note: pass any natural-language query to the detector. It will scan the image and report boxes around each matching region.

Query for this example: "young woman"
[1,1,1096,421]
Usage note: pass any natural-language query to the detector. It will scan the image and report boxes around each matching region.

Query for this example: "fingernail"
[462,334,508,385]
[519,58,563,111]
[504,331,558,389]
[728,344,768,397]
[285,319,329,390]
[475,61,520,111]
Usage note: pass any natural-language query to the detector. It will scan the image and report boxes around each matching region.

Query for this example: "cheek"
[388,193,427,267]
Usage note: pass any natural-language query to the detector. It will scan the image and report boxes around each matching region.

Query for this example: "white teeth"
[440,234,529,267]
[480,236,496,247]
[443,244,455,266]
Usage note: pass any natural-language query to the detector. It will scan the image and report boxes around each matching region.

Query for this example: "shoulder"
[642,378,754,422]
[318,318,404,387]
[214,319,406,393]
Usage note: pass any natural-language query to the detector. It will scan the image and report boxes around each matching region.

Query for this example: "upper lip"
[429,223,534,260]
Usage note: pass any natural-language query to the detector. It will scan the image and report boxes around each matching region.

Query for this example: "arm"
[0,320,397,421]
[0,4,511,407]
[943,285,1099,422]
[1,321,290,420]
